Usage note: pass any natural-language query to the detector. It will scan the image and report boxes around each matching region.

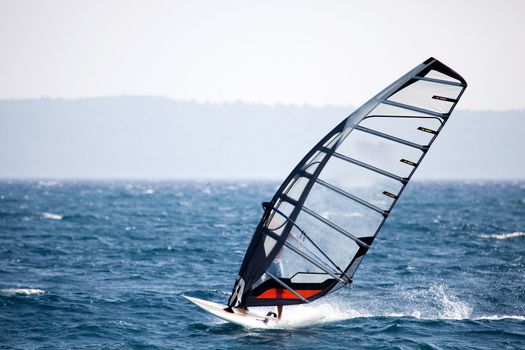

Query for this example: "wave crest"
[1,288,46,296]
[480,232,525,240]
[475,315,525,321]
[42,212,63,220]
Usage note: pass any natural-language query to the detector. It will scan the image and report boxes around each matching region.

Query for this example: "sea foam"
[1,288,46,296]
[475,315,525,321]
[42,212,63,220]
[244,282,475,329]
[480,232,525,240]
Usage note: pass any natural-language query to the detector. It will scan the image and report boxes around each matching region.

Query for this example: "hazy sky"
[1,0,524,110]
[1,1,524,180]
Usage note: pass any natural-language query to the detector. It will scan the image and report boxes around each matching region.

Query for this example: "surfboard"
[183,295,280,329]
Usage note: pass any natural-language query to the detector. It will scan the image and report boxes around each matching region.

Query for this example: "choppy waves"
[1,180,524,349]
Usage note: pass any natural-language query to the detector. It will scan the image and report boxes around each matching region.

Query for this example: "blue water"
[1,180,524,349]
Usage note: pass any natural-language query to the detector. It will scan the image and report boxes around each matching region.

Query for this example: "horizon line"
[1,177,523,183]
[0,94,523,113]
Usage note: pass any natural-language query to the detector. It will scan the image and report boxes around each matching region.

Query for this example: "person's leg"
[277,305,283,320]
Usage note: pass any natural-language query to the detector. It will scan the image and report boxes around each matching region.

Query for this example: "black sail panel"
[227,57,467,308]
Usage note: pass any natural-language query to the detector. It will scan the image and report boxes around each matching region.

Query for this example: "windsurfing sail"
[227,57,467,308]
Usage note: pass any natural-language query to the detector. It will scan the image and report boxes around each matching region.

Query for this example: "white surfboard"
[183,296,280,329]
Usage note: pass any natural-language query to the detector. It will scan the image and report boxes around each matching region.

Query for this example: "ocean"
[0,180,524,349]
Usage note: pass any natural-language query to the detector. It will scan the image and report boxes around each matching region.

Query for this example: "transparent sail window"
[303,161,321,175]
[273,244,328,279]
[285,176,310,202]
[302,148,329,174]
[291,272,332,284]
[323,132,341,149]
[319,156,404,211]
[290,209,362,271]
[263,236,278,257]
[345,254,365,277]
[387,80,463,114]
[267,200,295,234]
[368,101,439,118]
[335,129,424,178]
[359,115,441,146]
[302,181,385,239]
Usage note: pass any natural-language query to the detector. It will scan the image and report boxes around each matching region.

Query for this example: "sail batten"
[279,195,367,242]
[382,99,445,117]
[415,75,466,87]
[299,205,371,249]
[332,152,408,184]
[282,241,346,283]
[276,193,371,250]
[354,125,428,150]
[226,57,467,308]
[264,202,346,273]
[315,178,388,216]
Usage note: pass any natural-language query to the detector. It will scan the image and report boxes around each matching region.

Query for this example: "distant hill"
[0,97,523,180]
